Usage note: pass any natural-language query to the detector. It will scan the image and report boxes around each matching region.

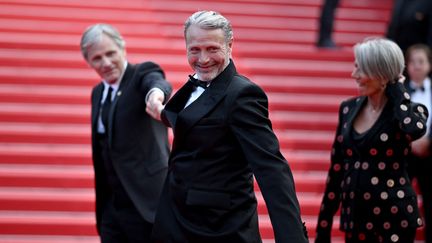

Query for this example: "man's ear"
[228,38,233,49]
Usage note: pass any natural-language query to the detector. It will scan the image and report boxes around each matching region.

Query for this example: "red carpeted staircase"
[0,0,425,242]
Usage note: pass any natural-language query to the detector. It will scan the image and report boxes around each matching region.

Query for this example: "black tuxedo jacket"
[152,61,308,243]
[91,62,171,232]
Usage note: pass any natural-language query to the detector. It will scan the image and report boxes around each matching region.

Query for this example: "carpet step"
[0,123,90,144]
[0,12,387,36]
[271,111,338,131]
[0,143,91,165]
[148,0,391,22]
[0,187,94,212]
[277,129,334,151]
[257,76,357,96]
[0,210,96,236]
[0,165,93,188]
[0,0,391,24]
[0,235,99,243]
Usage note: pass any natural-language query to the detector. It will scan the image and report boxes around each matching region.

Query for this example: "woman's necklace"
[368,102,385,113]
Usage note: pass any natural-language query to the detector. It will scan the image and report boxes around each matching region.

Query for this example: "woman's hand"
[398,74,406,83]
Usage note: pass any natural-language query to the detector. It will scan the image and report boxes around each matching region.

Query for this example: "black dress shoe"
[317,39,340,49]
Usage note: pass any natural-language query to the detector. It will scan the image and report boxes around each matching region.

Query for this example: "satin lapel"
[108,63,135,145]
[163,81,195,129]
[175,86,226,140]
[91,84,104,132]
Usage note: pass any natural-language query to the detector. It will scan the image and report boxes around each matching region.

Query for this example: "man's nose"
[198,52,210,63]
[100,56,112,67]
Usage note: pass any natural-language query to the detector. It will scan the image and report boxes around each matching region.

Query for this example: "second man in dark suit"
[151,10,308,243]
[80,23,172,243]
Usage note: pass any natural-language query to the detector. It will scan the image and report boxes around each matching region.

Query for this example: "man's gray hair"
[354,37,405,82]
[184,10,233,43]
[80,23,125,60]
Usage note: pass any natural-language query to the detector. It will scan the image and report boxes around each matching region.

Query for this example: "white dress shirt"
[184,74,210,108]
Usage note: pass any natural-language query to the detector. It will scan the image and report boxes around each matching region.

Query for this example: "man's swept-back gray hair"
[80,23,125,60]
[354,37,405,82]
[184,10,233,43]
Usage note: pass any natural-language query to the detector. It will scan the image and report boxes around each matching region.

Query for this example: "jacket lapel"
[344,96,366,137]
[175,87,226,139]
[91,84,104,132]
[107,63,135,145]
[163,81,195,129]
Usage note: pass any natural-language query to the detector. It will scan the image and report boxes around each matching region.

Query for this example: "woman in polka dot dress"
[315,38,429,243]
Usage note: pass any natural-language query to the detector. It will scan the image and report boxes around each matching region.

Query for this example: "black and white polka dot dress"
[315,82,429,243]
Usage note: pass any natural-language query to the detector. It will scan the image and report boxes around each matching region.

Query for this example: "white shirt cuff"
[145,88,165,103]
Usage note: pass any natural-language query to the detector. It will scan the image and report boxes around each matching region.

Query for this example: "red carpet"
[0,0,424,242]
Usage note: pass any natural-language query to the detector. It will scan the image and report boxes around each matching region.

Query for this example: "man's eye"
[92,56,101,62]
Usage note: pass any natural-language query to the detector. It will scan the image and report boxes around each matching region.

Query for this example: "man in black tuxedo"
[80,24,172,243]
[387,0,432,53]
[151,11,308,243]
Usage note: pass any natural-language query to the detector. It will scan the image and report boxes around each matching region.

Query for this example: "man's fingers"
[146,100,163,121]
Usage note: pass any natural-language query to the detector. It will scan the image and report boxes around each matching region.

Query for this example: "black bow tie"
[188,75,210,89]
[412,85,425,92]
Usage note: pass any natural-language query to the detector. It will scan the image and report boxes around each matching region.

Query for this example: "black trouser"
[100,198,153,243]
[317,0,340,44]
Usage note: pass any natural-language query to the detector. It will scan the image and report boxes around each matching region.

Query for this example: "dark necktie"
[101,87,113,128]
[188,75,210,89]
